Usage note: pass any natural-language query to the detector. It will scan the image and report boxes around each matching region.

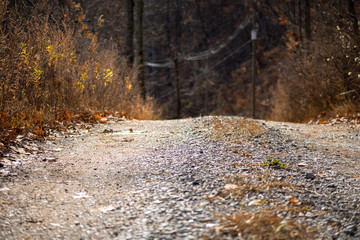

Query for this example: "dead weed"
[211,211,318,240]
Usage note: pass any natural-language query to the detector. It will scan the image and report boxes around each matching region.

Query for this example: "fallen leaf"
[94,115,102,120]
[73,192,92,199]
[289,198,301,205]
[0,199,13,205]
[205,223,218,228]
[50,223,61,227]
[26,218,42,223]
[10,146,26,154]
[298,162,308,167]
[44,157,57,162]
[1,158,13,166]
[224,184,239,190]
[213,124,221,129]
[248,199,262,206]
[0,169,10,176]
[98,205,115,213]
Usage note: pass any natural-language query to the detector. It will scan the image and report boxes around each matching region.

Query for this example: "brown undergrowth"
[0,0,160,146]
[271,4,360,122]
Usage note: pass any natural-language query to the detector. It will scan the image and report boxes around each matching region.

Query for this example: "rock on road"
[0,116,359,239]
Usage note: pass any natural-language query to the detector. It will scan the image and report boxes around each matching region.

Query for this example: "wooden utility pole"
[251,10,257,119]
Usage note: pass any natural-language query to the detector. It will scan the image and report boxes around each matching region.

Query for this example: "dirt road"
[0,116,359,239]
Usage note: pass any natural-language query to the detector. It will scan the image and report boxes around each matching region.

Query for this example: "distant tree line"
[9,0,359,120]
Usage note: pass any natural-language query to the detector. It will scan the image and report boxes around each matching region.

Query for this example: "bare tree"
[348,0,359,36]
[134,0,145,100]
[304,0,311,41]
[174,0,182,118]
[297,0,303,43]
[124,0,134,65]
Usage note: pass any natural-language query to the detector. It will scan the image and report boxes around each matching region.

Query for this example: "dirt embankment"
[0,116,359,239]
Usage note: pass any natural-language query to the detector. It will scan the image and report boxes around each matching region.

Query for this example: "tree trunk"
[304,0,311,41]
[166,0,171,88]
[134,0,145,100]
[59,0,72,8]
[348,0,359,36]
[297,0,302,43]
[174,0,182,118]
[195,0,211,115]
[124,0,134,66]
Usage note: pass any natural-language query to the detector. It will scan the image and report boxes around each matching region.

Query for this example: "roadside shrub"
[0,0,160,141]
[271,4,360,122]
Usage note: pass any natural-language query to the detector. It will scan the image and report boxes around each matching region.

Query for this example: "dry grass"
[206,174,319,239]
[0,0,160,142]
[120,95,163,120]
[212,211,318,240]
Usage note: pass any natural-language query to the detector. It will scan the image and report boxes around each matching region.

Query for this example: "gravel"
[0,116,359,239]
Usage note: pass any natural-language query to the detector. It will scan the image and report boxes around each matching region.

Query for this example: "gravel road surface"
[0,116,359,239]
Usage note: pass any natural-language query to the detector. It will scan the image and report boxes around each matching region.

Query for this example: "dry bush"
[272,5,360,122]
[213,211,318,240]
[122,95,162,120]
[0,0,160,141]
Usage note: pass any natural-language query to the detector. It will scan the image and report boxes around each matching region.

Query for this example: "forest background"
[1,0,360,143]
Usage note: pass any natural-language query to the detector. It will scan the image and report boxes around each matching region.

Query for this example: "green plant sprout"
[263,157,285,168]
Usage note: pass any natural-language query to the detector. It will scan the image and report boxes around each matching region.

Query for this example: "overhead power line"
[183,15,251,61]
[144,15,251,68]
[210,39,251,69]
[145,61,173,68]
